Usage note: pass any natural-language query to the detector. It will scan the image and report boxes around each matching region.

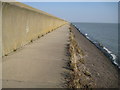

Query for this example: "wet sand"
[71,25,119,88]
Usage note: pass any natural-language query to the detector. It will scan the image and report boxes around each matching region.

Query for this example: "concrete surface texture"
[2,2,67,56]
[2,24,70,88]
[0,1,2,89]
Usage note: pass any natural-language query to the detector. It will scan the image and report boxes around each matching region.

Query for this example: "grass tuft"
[67,26,96,88]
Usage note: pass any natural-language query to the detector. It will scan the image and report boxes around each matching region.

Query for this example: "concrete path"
[2,24,70,88]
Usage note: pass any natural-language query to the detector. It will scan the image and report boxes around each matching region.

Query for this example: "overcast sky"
[23,2,118,23]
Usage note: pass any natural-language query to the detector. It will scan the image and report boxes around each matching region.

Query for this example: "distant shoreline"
[72,22,118,24]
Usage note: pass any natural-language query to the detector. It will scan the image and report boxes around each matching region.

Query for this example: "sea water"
[72,22,119,68]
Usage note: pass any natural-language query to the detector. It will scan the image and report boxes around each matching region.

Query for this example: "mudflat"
[71,25,119,88]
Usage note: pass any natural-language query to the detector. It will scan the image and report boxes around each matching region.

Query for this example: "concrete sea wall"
[0,2,2,57]
[0,1,2,90]
[2,2,68,56]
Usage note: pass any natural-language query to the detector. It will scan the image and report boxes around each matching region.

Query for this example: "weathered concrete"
[0,1,2,90]
[2,2,67,56]
[2,24,70,88]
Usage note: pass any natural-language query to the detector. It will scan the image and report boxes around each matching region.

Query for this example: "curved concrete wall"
[2,2,68,56]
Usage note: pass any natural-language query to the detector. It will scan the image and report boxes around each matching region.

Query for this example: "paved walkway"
[2,24,70,88]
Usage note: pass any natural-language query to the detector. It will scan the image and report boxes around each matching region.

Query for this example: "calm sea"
[72,22,119,68]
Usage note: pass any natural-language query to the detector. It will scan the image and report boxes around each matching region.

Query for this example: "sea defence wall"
[0,1,2,90]
[0,2,2,57]
[2,2,68,56]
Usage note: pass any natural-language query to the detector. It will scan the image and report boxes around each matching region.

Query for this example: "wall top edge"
[2,1,68,22]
